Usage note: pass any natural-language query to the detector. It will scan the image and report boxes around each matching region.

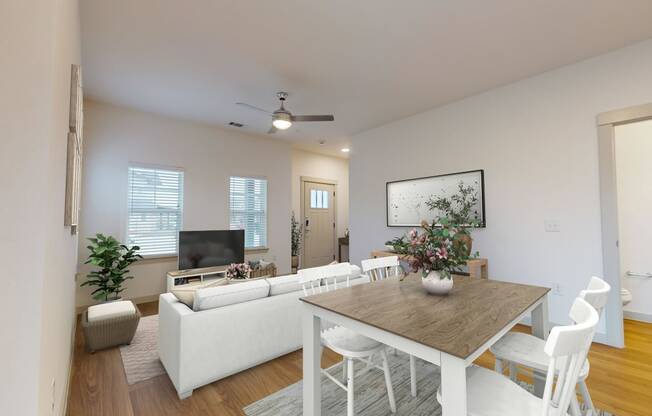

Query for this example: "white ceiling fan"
[236,92,334,134]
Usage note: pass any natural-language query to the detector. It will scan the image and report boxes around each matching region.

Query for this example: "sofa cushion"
[170,278,228,309]
[193,279,270,311]
[266,274,302,296]
[87,300,136,323]
[324,263,362,284]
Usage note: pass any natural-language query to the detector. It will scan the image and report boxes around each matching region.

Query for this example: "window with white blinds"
[229,176,267,249]
[127,165,184,256]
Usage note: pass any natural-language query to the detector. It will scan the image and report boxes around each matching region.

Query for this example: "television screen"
[178,230,245,270]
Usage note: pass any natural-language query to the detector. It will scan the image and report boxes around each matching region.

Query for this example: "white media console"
[166,266,228,292]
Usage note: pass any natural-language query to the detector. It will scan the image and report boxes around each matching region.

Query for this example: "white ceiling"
[81,0,652,157]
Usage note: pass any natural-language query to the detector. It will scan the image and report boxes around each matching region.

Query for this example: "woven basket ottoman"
[82,300,141,353]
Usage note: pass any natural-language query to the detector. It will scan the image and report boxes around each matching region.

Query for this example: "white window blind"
[229,176,267,249]
[127,165,184,256]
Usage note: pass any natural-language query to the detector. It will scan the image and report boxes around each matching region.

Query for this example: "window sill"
[245,247,269,254]
[136,254,177,264]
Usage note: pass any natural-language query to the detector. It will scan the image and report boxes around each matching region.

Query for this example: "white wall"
[77,101,293,306]
[616,119,652,320]
[350,38,652,344]
[291,149,350,260]
[0,0,81,415]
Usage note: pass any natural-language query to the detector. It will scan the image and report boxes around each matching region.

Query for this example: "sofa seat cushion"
[87,300,136,323]
[193,279,270,311]
[266,274,302,296]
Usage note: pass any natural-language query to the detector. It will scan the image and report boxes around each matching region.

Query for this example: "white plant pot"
[421,270,454,295]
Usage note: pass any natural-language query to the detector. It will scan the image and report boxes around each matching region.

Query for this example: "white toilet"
[621,287,633,306]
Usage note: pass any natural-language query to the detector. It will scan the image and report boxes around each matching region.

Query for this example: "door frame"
[597,102,652,348]
[300,176,338,268]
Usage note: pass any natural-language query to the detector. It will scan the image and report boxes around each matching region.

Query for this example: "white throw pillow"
[193,279,270,311]
[171,278,227,309]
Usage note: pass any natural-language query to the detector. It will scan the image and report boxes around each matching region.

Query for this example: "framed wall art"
[386,169,485,227]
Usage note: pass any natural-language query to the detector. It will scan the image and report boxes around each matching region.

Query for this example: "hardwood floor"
[68,301,652,416]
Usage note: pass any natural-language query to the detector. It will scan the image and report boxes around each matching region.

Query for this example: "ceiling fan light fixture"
[272,118,292,130]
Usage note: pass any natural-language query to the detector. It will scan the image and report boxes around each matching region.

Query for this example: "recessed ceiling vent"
[228,121,244,128]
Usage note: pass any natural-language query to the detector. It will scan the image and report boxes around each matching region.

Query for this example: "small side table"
[338,236,349,262]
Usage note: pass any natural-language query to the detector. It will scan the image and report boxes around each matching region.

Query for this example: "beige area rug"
[244,352,614,416]
[119,315,166,385]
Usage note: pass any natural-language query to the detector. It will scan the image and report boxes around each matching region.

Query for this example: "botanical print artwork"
[387,170,484,227]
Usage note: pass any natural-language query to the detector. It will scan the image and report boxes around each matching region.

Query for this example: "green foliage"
[425,181,481,232]
[385,235,409,253]
[291,211,303,256]
[80,234,142,301]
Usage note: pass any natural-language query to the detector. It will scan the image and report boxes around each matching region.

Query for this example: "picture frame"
[386,169,485,227]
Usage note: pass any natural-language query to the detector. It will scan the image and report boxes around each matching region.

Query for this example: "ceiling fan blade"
[291,115,335,122]
[267,125,277,134]
[236,102,272,114]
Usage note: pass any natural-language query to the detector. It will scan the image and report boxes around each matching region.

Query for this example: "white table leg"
[303,310,321,416]
[440,353,467,416]
[531,296,549,397]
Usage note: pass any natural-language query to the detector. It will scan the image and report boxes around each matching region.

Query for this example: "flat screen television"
[178,230,245,270]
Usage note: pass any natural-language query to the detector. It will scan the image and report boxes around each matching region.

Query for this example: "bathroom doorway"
[598,103,652,348]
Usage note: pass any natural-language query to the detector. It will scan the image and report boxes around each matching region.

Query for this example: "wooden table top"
[300,274,549,359]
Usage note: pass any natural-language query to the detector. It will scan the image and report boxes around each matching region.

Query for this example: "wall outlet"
[544,220,560,232]
[552,284,563,296]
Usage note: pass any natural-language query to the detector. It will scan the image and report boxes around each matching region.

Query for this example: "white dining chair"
[361,256,418,398]
[437,296,600,416]
[299,263,396,416]
[491,276,610,415]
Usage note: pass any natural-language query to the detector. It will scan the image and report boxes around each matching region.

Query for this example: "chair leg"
[579,380,595,415]
[347,358,355,416]
[380,349,397,413]
[570,394,582,416]
[409,355,417,397]
[508,362,517,382]
[495,357,503,374]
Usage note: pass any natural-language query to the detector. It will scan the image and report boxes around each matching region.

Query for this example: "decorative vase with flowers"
[391,217,476,295]
[225,262,252,280]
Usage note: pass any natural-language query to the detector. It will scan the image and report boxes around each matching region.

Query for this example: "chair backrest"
[361,256,402,282]
[298,262,353,296]
[578,276,611,318]
[541,297,599,416]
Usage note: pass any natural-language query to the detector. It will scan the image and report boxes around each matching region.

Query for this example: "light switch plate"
[544,220,560,232]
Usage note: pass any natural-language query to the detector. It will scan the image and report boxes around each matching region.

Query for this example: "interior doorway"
[614,119,652,324]
[300,177,337,268]
[598,102,652,348]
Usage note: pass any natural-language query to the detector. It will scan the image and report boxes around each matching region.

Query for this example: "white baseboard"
[623,310,652,323]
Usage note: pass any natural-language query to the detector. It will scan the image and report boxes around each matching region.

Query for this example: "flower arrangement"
[226,262,251,280]
[388,215,477,280]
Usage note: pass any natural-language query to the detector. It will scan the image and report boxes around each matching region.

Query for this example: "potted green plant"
[426,181,481,257]
[291,211,302,270]
[81,234,142,302]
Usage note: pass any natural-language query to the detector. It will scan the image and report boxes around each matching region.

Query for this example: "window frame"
[228,175,269,251]
[126,163,185,259]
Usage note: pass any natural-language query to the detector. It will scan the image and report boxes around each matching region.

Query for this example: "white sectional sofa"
[158,263,365,399]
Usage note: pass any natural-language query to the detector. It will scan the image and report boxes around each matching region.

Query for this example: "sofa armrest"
[158,293,192,395]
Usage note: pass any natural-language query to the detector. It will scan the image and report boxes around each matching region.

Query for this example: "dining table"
[300,273,550,416]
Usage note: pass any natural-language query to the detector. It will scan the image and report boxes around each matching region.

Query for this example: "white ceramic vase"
[421,270,454,295]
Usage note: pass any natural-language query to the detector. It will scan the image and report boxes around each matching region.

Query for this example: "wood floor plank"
[67,301,652,416]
